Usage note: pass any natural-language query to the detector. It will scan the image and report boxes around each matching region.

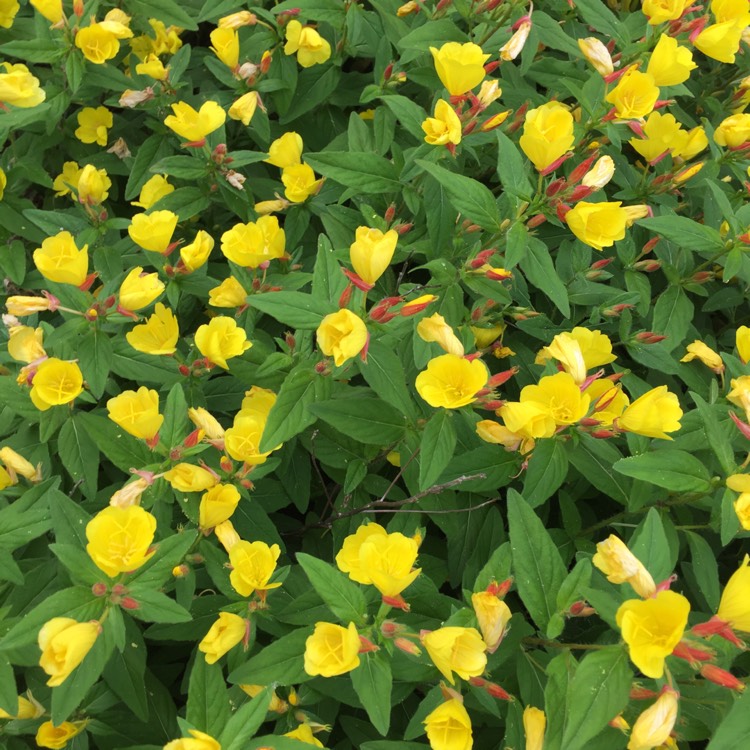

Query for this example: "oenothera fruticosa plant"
[0,0,750,748]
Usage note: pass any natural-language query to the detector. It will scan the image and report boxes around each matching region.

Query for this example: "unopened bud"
[173,564,190,578]
[338,284,354,308]
[92,582,107,597]
[120,597,140,610]
[527,213,547,228]
[633,259,661,272]
[578,37,614,76]
[260,50,272,74]
[701,664,746,691]
[394,637,421,656]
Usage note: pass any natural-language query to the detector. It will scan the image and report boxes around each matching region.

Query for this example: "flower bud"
[578,37,614,76]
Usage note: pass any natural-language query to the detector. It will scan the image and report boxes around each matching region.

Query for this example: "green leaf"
[351,652,392,736]
[50,544,103,586]
[0,656,17,716]
[187,657,231,738]
[248,291,333,329]
[520,239,570,317]
[281,66,341,124]
[567,434,631,505]
[102,616,149,722]
[151,187,211,221]
[77,328,112,399]
[640,215,724,253]
[651,285,694,353]
[304,151,401,194]
[507,490,567,631]
[630,508,673,583]
[228,627,314,686]
[573,0,630,45]
[0,40,64,62]
[358,340,417,420]
[126,587,193,624]
[125,134,172,200]
[614,450,712,493]
[78,412,154,473]
[496,131,534,199]
[706,687,750,750]
[523,438,569,507]
[150,155,209,180]
[418,410,456,490]
[127,531,200,589]
[219,689,273,750]
[685,531,721,611]
[58,416,99,499]
[310,397,407,444]
[691,392,735,475]
[160,382,190,450]
[312,233,348,305]
[128,0,198,29]
[296,553,367,625]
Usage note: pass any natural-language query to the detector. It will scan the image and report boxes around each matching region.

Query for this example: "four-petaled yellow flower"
[646,34,696,87]
[357,531,421,598]
[210,27,239,69]
[229,540,282,597]
[616,386,683,440]
[565,201,629,251]
[714,114,750,148]
[7,325,45,364]
[180,230,214,272]
[350,226,398,286]
[317,309,369,367]
[128,210,179,255]
[164,101,226,143]
[282,163,322,203]
[126,303,179,355]
[472,590,512,653]
[418,313,465,357]
[422,626,487,684]
[0,63,46,108]
[38,617,99,687]
[33,231,89,286]
[423,99,462,146]
[29,358,84,411]
[228,91,259,126]
[641,0,692,25]
[131,174,174,209]
[416,354,488,409]
[198,611,246,664]
[199,483,241,529]
[424,699,473,750]
[304,621,361,677]
[519,101,575,172]
[680,340,724,374]
[76,164,111,205]
[74,106,113,146]
[265,132,304,169]
[430,42,489,96]
[605,69,659,119]
[209,276,248,308]
[284,20,331,68]
[195,316,252,369]
[220,215,286,268]
[163,463,218,492]
[86,505,157,577]
[107,386,164,440]
[118,267,165,311]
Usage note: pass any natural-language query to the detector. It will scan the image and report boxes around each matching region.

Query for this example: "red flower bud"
[92,583,107,597]
[701,664,746,691]
[120,597,140,610]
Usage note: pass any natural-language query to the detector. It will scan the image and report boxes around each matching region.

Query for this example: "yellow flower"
[680,340,724,373]
[107,387,163,440]
[423,99,462,146]
[500,19,531,61]
[519,101,575,171]
[0,446,41,482]
[627,689,679,750]
[76,164,111,205]
[228,91,259,126]
[240,684,287,712]
[472,591,512,652]
[209,276,248,308]
[471,324,504,349]
[188,407,225,440]
[584,379,629,426]
[128,210,179,255]
[210,26,239,69]
[304,622,360,677]
[126,303,179,356]
[605,69,659,119]
[737,326,750,364]
[535,336,587,384]
[416,353,488,409]
[578,37,613,76]
[36,721,87,749]
[616,590,689,678]
[282,163,322,203]
[714,113,750,148]
[163,463,218,493]
[593,535,656,598]
[0,695,44,720]
[228,540,282,596]
[629,112,688,163]
[164,729,221,750]
[180,230,214,271]
[215,520,240,552]
[357,531,421,597]
[135,53,169,80]
[523,707,546,750]
[86,505,157,577]
[7,325,45,363]
[617,386,682,440]
[284,724,324,747]
[424,699,473,750]
[225,413,274,465]
[284,20,331,68]
[53,161,82,197]
[0,464,14,490]
[336,523,388,583]
[0,63,45,108]
[582,155,615,190]
[350,226,398,286]
[110,477,151,508]
[646,35,696,87]
[430,42,489,96]
[422,626,487,685]
[0,165,6,200]
[476,419,533,452]
[74,106,113,147]
[33,231,88,286]
[694,20,745,64]
[220,215,286,268]
[199,484,241,529]
[566,201,629,251]
[38,617,99,687]
[519,371,590,428]
[713,0,750,23]
[265,132,304,169]
[131,174,174,209]
[728,376,750,415]
[164,101,226,143]
[219,11,257,28]
[642,0,692,24]
[316,309,368,367]
[118,267,165,311]
[75,23,123,64]
[254,198,289,215]
[6,295,53,316]
[418,313,465,357]
[717,555,750,632]
[29,0,61,24]
[198,612,246,664]
[195,316,252,369]
[29,358,83,411]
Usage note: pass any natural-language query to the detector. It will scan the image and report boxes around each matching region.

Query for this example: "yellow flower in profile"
[7,325,45,363]
[118,267,165,311]
[180,230,214,271]
[188,407,225,440]
[219,11,257,29]
[38,617,99,687]
[736,326,750,364]
[195,316,252,369]
[616,590,689,678]
[107,387,163,440]
[6,295,54,316]
[135,54,169,80]
[284,724,324,747]
[578,37,613,76]
[677,126,708,160]
[617,386,682,440]
[584,379,629,426]
[282,163,322,203]
[605,69,659,120]
[209,276,248,308]
[30,0,62,25]
[284,20,331,68]
[593,535,656,598]
[472,591,512,652]
[33,231,88,286]
[694,20,745,64]
[128,210,179,255]
[430,42,489,96]
[350,226,398,286]
[86,505,157,577]
[646,34,696,86]
[416,354,488,409]
[0,695,44,720]
[680,340,724,373]
[519,372,590,427]
[0,446,40,482]
[198,612,246,664]
[566,201,630,251]
[0,465,14,491]
[265,132,304,169]
[76,164,111,205]
[418,313,465,357]
[727,375,750,416]
[304,622,360,677]
[627,689,679,750]
[74,106,113,147]
[131,174,174,209]
[228,91,259,126]
[210,26,239,69]
[422,626,487,684]
[126,303,178,356]
[316,309,368,367]
[471,324,504,349]
[164,730,221,750]
[358,532,421,598]
[75,22,128,65]
[714,113,750,148]
[229,540,282,596]
[36,721,87,750]
[629,112,687,163]
[523,707,546,750]
[519,101,575,172]
[53,161,82,197]
[716,555,750,632]
[220,215,286,268]
[164,101,226,143]
[199,484,241,529]
[29,358,84,411]
[641,0,692,24]
[535,335,586,384]
[336,523,388,583]
[424,699,473,750]
[163,463,218,492]
[422,99,462,146]
[476,419,533,452]
[0,63,46,108]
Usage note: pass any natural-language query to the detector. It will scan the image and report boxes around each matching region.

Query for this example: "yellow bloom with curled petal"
[418,313,465,357]
[33,231,88,286]
[135,54,169,80]
[125,303,179,356]
[630,112,688,163]
[219,11,257,28]
[422,626,487,684]
[29,358,83,411]
[317,309,368,367]
[75,23,126,65]
[424,699,473,750]
[29,0,61,25]
[164,463,218,493]
[36,721,87,749]
[180,230,214,271]
[335,523,388,583]
[228,540,282,597]
[53,161,82,197]
[430,42,489,96]
[220,215,286,268]
[477,419,534,453]
[578,37,613,76]
[617,386,682,440]
[0,63,45,108]
[519,371,590,428]
[164,730,220,750]
[519,101,575,172]
[164,101,226,143]
[714,113,750,148]
[605,69,659,120]
[416,354,488,409]
[38,617,99,687]
[524,707,546,750]
[188,407,224,440]
[304,622,360,677]
[566,201,629,251]
[716,555,750,631]
[593,534,656,598]
[422,99,462,146]
[74,106,113,146]
[536,328,616,379]
[128,210,179,255]
[350,226,398,286]
[472,591,512,652]
[0,695,44,720]
[0,446,40,483]
[76,164,111,205]
[118,267,165,311]
[210,26,239,69]
[285,724,324,747]
[199,484,241,529]
[7,325,45,363]
[86,505,157,577]
[208,276,248,308]
[107,386,163,440]
[646,34,696,86]
[694,20,745,64]
[228,91,259,126]
[131,174,174,209]
[198,612,246,664]
[358,531,421,598]
[195,316,252,369]
[284,20,331,68]
[282,163,322,203]
[641,0,692,24]
[584,379,629,426]
[680,340,724,373]
[628,690,679,750]
[265,132,303,169]
[677,126,708,160]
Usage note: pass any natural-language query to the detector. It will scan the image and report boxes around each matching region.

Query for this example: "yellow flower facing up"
[282,163,322,203]
[418,313,465,357]
[38,617,99,687]
[714,113,750,148]
[53,161,82,197]
[605,69,659,120]
[107,387,163,441]
[416,353,488,409]
[164,729,221,750]
[284,20,331,68]
[430,42,490,96]
[199,483,241,529]
[163,463,218,493]
[195,316,252,370]
[164,101,226,143]
[33,231,88,286]
[86,505,157,578]
[627,689,679,750]
[7,325,45,363]
[126,303,179,356]
[616,386,682,440]
[523,707,546,750]
[131,174,174,209]
[736,326,750,364]
[220,215,286,268]
[180,230,214,272]
[118,267,165,311]
[74,106,113,147]
[423,99,462,146]
[30,0,62,25]
[304,621,361,677]
[76,164,111,205]
[265,132,304,169]
[0,63,46,108]
[229,540,282,597]
[0,446,41,482]
[680,340,724,374]
[128,210,179,255]
[642,0,692,24]
[422,626,487,685]
[225,413,275,465]
[210,26,239,69]
[36,721,87,750]
[284,724,324,747]
[616,590,689,678]
[472,590,512,652]
[29,358,84,411]
[566,201,630,251]
[209,276,248,308]
[350,226,398,286]
[357,531,421,598]
[519,371,590,429]
[135,54,169,80]
[593,535,656,598]
[519,101,575,172]
[228,91,259,126]
[317,309,368,367]
[336,523,389,583]
[198,611,246,664]
[75,22,130,65]
[717,555,750,632]
[424,699,473,750]
[694,20,745,64]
